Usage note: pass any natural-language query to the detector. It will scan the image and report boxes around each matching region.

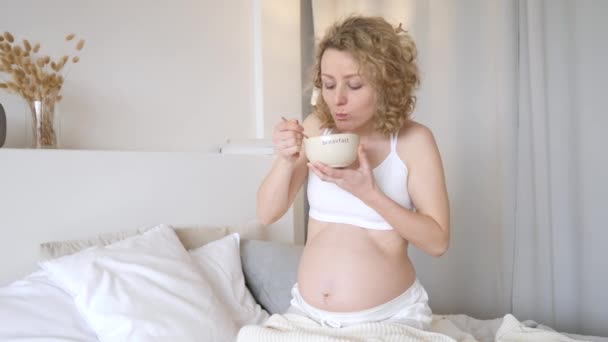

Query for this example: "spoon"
[281,116,309,138]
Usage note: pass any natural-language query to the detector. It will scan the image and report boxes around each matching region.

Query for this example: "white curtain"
[512,0,608,336]
[310,0,608,336]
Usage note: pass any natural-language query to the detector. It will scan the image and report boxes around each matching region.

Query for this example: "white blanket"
[237,313,589,342]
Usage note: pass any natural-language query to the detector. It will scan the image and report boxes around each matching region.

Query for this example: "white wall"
[260,0,303,136]
[0,0,308,283]
[0,149,305,285]
[0,0,302,150]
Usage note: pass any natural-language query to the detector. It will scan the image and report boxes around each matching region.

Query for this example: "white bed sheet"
[439,314,608,342]
[0,269,97,341]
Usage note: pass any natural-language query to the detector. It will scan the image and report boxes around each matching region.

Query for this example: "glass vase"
[26,95,60,149]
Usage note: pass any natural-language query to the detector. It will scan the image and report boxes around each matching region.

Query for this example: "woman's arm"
[257,115,319,225]
[257,153,308,225]
[368,124,450,256]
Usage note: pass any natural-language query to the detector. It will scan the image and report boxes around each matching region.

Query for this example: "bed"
[0,148,606,342]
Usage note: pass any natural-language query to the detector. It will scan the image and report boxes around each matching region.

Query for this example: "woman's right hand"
[272,118,305,163]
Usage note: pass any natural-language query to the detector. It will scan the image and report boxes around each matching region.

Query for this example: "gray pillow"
[240,239,303,315]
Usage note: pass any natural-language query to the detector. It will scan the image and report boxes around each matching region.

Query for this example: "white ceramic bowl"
[304,133,360,168]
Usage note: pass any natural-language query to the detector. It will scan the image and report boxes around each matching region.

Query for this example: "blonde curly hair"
[312,16,420,135]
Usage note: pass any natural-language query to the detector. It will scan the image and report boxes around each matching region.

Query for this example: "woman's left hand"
[308,144,379,203]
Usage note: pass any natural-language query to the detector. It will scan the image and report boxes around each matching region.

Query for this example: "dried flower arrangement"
[0,31,85,148]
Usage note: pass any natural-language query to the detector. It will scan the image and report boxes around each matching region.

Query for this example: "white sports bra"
[307,129,414,230]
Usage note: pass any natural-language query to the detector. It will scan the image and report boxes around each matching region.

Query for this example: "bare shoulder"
[302,112,324,137]
[399,120,435,143]
[397,120,440,159]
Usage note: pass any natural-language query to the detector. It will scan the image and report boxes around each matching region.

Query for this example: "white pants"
[287,279,432,330]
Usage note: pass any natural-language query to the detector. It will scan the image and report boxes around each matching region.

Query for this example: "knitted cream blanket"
[237,313,467,342]
[237,313,587,342]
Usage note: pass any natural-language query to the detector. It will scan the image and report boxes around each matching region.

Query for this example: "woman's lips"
[335,113,348,120]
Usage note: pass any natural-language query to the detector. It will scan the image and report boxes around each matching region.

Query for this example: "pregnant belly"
[296,221,416,312]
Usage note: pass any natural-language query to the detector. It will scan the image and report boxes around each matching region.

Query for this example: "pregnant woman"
[256,15,450,330]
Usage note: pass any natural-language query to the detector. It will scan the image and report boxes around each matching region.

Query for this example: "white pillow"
[40,224,238,342]
[189,233,269,327]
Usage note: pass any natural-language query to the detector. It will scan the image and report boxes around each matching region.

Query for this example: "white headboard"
[0,149,305,285]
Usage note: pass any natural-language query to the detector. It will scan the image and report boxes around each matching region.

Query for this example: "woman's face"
[320,49,377,133]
